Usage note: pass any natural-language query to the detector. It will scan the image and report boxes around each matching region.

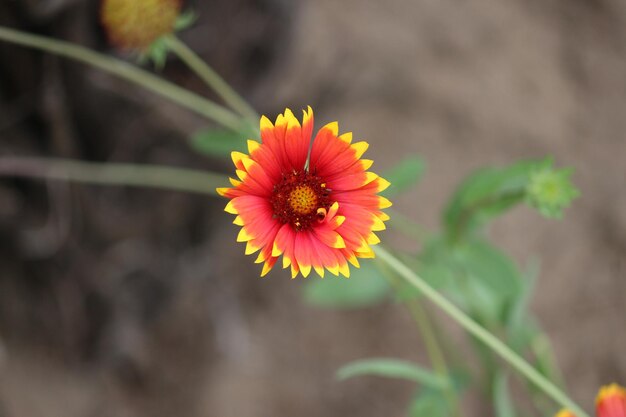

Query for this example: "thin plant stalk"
[164,35,259,124]
[380,264,459,416]
[374,246,589,417]
[0,156,226,195]
[0,26,243,132]
[407,298,460,417]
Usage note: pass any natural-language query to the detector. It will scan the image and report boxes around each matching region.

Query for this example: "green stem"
[0,156,226,195]
[374,246,589,417]
[0,26,243,132]
[164,35,259,125]
[407,299,449,381]
[380,264,459,415]
[406,298,459,417]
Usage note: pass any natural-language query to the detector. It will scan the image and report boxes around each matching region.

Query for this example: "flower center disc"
[271,170,332,231]
[289,185,318,214]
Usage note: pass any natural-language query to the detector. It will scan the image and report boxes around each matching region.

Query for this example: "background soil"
[0,0,625,416]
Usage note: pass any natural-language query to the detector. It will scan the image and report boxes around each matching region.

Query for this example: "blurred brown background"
[0,0,625,416]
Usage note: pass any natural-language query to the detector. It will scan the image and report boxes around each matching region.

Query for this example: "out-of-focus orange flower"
[218,107,391,278]
[555,384,626,417]
[555,409,577,417]
[596,384,626,417]
[101,0,181,50]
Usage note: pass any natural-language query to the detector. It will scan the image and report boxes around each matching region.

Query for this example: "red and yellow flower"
[101,0,181,50]
[596,384,626,417]
[556,409,577,417]
[217,107,391,278]
[556,384,626,417]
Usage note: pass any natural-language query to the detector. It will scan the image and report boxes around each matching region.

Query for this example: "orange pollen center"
[271,170,332,231]
[289,185,318,214]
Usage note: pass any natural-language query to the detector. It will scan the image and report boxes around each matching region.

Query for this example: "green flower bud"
[525,162,580,219]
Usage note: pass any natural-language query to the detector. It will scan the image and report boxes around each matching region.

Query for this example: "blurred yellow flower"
[101,0,181,50]
[555,384,626,417]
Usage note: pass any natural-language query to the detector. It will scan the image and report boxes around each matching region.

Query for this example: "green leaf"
[409,388,450,417]
[443,159,546,238]
[493,372,517,417]
[138,37,170,70]
[174,10,198,31]
[399,236,524,326]
[505,261,539,350]
[302,262,390,309]
[531,334,564,387]
[453,239,524,324]
[336,358,448,389]
[401,237,523,321]
[455,240,523,301]
[382,156,425,197]
[189,128,249,158]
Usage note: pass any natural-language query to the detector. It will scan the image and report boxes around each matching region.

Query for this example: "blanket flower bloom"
[217,107,391,278]
[555,384,626,417]
[101,0,181,50]
[596,384,626,417]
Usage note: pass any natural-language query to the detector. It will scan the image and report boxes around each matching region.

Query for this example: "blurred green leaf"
[337,358,448,388]
[493,372,517,417]
[139,37,170,70]
[409,387,449,417]
[455,240,523,301]
[174,9,198,31]
[382,156,425,197]
[453,239,524,325]
[302,262,390,309]
[505,261,539,350]
[444,160,546,239]
[531,334,564,387]
[399,236,523,325]
[190,128,249,158]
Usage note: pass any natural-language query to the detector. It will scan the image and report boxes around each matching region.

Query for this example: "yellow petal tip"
[224,201,238,214]
[237,227,253,242]
[351,141,369,159]
[378,196,393,209]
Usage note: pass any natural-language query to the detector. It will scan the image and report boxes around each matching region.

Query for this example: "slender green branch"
[0,26,243,132]
[0,156,226,195]
[380,265,459,415]
[164,35,259,124]
[374,246,589,417]
[406,298,459,417]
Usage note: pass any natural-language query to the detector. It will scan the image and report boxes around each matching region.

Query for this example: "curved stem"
[0,156,226,195]
[164,35,259,124]
[374,246,589,417]
[0,26,243,132]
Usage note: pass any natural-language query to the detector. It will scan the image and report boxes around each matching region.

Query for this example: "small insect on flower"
[100,0,182,51]
[217,107,391,278]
